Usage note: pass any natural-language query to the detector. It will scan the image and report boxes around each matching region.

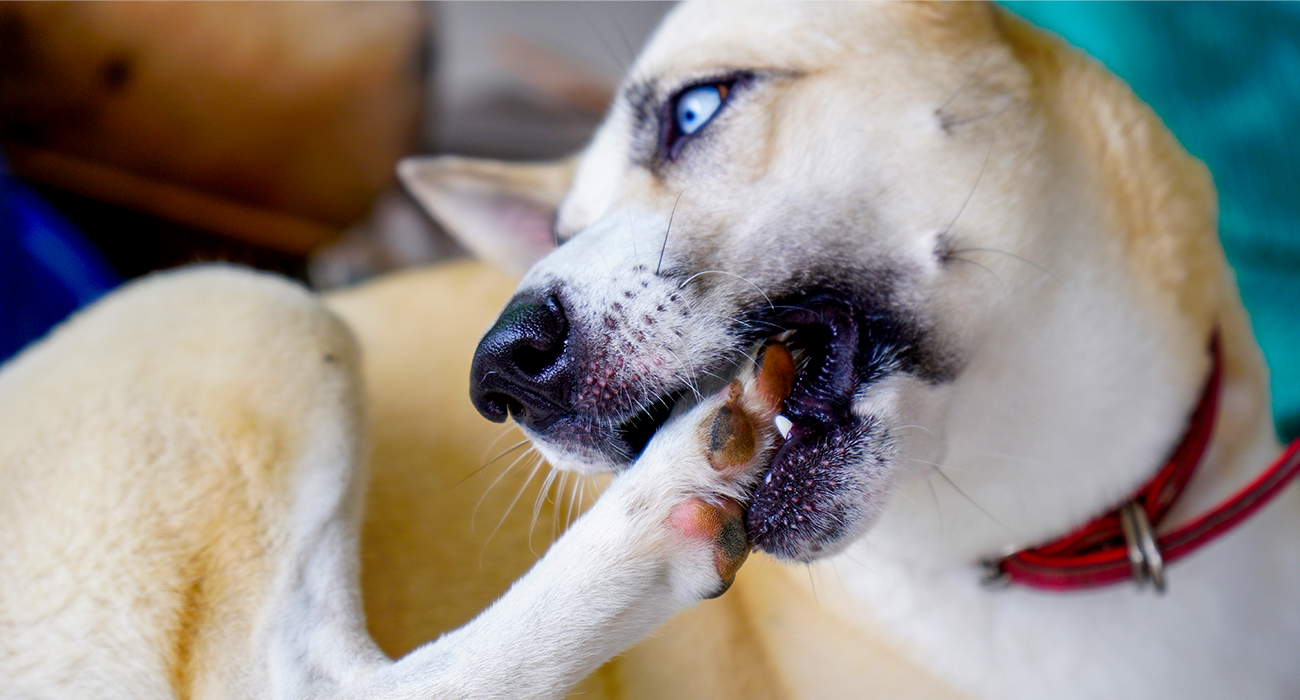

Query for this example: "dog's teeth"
[774,414,793,439]
[775,330,796,342]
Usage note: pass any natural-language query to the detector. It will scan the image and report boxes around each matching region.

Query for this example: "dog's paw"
[611,342,794,599]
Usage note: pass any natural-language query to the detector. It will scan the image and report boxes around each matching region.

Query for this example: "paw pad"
[668,498,750,597]
[708,397,758,473]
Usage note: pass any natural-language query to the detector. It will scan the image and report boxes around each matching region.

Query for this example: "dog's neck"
[802,328,1295,700]
[989,338,1300,591]
[858,234,1283,567]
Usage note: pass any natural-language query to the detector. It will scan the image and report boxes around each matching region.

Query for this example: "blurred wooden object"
[0,2,430,254]
[5,143,337,256]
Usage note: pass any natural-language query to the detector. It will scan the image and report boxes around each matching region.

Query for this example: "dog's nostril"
[505,294,567,376]
[480,393,523,423]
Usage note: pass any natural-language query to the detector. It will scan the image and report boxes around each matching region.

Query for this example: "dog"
[400,2,1300,698]
[4,3,1298,699]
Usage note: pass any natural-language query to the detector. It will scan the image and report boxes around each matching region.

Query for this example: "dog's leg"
[0,263,782,699]
[321,348,789,700]
[0,265,384,698]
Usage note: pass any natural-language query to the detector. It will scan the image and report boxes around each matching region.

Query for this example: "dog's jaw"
[747,411,892,561]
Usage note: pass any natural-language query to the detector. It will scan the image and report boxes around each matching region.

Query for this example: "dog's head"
[405,3,1234,563]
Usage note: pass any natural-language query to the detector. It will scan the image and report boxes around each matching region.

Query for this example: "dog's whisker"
[531,464,561,548]
[552,470,568,537]
[570,476,587,530]
[924,463,1019,540]
[551,469,573,545]
[677,270,774,310]
[565,472,583,530]
[472,443,541,530]
[905,457,981,477]
[804,563,819,606]
[938,132,995,244]
[834,548,876,577]
[453,437,533,490]
[657,189,687,276]
[946,448,1058,470]
[947,247,1064,290]
[481,454,547,566]
[558,470,574,535]
[538,468,555,543]
[662,346,706,400]
[940,103,1029,131]
[698,368,730,385]
[947,254,1009,292]
[892,423,936,437]
[585,474,606,510]
[561,472,586,532]
[925,476,945,552]
[577,5,639,84]
[935,49,994,119]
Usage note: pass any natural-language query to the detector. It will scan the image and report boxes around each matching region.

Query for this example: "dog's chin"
[518,419,634,476]
[746,408,893,561]
[522,387,715,475]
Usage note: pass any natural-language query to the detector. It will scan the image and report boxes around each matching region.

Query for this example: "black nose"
[470,291,574,429]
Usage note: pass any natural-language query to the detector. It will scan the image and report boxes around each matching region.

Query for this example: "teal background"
[1001,2,1300,441]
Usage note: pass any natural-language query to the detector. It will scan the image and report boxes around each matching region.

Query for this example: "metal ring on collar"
[1119,501,1167,593]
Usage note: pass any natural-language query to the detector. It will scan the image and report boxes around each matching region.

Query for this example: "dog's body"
[4,3,1298,699]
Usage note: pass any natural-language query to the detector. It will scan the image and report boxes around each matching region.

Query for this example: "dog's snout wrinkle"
[470,292,576,428]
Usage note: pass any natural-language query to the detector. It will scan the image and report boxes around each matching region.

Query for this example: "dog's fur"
[3,3,1298,699]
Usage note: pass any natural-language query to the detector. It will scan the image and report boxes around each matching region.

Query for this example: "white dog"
[403,2,1300,698]
[4,3,1297,699]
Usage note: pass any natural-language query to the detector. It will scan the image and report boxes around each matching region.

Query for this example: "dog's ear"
[399,155,578,275]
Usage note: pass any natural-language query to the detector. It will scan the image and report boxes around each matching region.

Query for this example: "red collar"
[988,337,1300,592]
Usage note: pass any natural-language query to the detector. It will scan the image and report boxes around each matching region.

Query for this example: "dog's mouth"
[748,298,886,560]
[768,298,864,442]
[614,295,889,560]
[615,298,861,456]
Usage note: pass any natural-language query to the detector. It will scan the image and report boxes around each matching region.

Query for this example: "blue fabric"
[0,162,120,363]
[1001,2,1300,441]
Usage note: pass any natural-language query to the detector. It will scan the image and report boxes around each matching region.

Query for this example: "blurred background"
[0,1,671,358]
[1,2,1297,439]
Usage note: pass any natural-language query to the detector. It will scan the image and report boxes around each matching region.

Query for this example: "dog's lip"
[772,299,860,427]
[616,389,685,460]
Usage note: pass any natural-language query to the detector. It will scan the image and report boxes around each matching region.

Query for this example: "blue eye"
[674,83,727,136]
